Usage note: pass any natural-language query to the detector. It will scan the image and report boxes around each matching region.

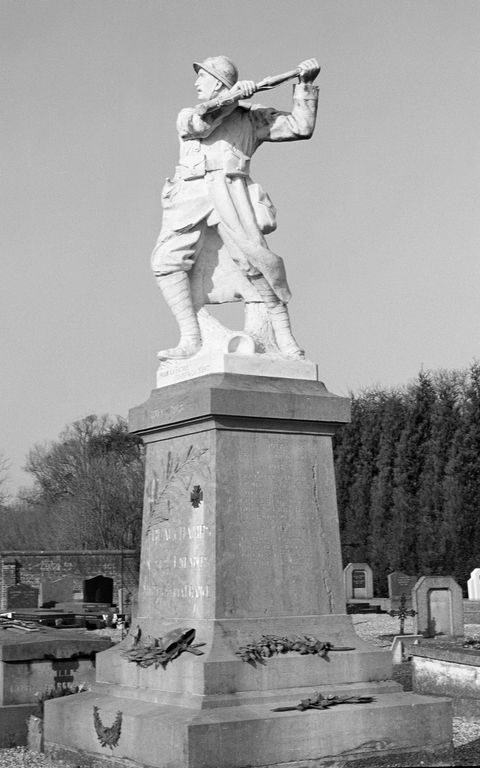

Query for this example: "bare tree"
[0,452,10,506]
[24,415,144,549]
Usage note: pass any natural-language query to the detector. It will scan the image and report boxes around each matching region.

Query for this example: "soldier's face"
[195,69,222,101]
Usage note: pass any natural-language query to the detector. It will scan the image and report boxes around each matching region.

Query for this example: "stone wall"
[0,550,139,611]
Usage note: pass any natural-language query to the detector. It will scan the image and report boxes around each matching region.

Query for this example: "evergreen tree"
[388,372,436,573]
[368,390,406,594]
[333,365,480,595]
[334,395,364,556]
[443,363,480,587]
[335,391,383,565]
[425,370,464,573]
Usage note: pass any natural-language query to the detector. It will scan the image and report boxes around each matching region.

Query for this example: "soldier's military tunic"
[151,83,319,303]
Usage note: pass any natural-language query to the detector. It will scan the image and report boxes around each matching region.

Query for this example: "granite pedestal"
[45,373,452,767]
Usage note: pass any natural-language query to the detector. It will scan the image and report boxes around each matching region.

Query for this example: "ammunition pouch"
[223,147,251,177]
[248,181,277,234]
[175,158,206,180]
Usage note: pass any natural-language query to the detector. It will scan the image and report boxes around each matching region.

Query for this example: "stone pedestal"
[45,373,452,767]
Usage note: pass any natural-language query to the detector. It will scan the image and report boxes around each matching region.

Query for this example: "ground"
[2,614,480,767]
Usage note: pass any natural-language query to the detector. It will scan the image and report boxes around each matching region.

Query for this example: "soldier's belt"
[174,161,221,179]
[175,163,206,180]
[175,154,251,180]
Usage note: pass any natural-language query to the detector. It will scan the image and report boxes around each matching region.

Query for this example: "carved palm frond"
[93,705,122,750]
[144,446,209,535]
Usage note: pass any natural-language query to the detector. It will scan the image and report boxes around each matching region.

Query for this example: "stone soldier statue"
[151,56,320,360]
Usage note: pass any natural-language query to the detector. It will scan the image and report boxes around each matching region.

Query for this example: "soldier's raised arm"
[249,58,320,143]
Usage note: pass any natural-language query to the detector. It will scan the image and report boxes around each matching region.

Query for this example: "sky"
[2,0,480,495]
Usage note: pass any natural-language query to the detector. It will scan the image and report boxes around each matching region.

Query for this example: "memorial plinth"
[45,372,453,767]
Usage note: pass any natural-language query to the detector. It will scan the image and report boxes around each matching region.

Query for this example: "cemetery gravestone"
[6,583,39,610]
[467,568,480,600]
[413,575,464,638]
[344,562,373,600]
[39,576,74,607]
[464,569,480,623]
[0,629,111,748]
[388,570,417,609]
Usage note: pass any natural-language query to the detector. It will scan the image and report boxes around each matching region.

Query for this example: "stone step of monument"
[44,689,452,768]
[92,678,403,709]
[96,644,395,696]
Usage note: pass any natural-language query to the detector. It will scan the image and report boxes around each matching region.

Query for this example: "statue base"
[157,350,318,389]
[156,306,318,388]
[44,372,452,767]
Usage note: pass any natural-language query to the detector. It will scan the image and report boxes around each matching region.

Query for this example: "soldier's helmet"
[193,56,238,89]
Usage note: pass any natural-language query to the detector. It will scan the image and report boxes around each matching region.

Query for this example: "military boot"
[250,275,304,359]
[156,272,202,359]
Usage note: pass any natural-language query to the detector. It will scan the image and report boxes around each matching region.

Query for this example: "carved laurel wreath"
[272,691,374,712]
[122,627,205,670]
[236,634,355,667]
[93,705,122,750]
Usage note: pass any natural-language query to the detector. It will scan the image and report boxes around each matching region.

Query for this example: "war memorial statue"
[151,56,320,362]
[43,55,453,768]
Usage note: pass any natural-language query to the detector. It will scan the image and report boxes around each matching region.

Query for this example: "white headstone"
[467,568,480,600]
[343,562,374,600]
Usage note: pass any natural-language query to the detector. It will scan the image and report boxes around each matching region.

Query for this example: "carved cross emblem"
[190,485,203,508]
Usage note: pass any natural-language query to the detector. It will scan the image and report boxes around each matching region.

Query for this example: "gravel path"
[351,612,416,643]
[2,616,480,767]
[0,749,67,767]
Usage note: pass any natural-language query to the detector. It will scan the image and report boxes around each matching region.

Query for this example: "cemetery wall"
[0,550,139,611]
